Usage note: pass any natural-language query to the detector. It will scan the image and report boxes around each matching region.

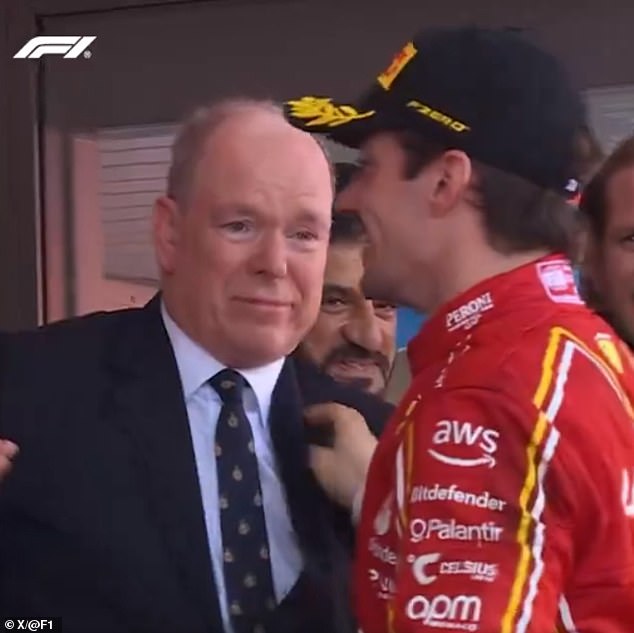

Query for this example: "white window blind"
[98,125,176,283]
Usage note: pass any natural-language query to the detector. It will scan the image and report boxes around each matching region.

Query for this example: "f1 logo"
[14,36,96,59]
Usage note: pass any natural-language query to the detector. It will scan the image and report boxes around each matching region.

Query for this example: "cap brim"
[283,95,389,148]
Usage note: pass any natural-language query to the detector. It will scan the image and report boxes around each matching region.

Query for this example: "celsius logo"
[408,552,498,585]
[409,552,441,585]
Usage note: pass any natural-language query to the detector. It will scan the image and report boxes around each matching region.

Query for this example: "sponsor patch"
[405,593,482,630]
[410,483,507,512]
[445,292,494,332]
[377,41,417,90]
[428,420,499,468]
[409,518,503,543]
[536,259,582,305]
[408,552,498,585]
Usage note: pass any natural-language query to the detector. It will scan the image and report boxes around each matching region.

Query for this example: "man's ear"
[576,224,606,308]
[576,217,601,272]
[152,195,182,275]
[428,150,472,217]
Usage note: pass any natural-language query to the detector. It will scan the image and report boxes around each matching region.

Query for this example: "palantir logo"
[14,36,96,59]
[409,518,503,544]
[428,419,499,468]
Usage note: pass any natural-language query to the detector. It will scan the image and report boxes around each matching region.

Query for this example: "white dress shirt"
[161,304,303,632]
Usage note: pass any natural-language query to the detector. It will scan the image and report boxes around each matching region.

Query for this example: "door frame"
[0,0,212,329]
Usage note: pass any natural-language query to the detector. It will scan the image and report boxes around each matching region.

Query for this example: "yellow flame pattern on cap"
[285,97,375,128]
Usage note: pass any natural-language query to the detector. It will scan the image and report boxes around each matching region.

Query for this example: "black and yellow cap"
[284,26,587,197]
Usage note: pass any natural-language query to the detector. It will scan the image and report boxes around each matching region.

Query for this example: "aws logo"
[428,419,499,468]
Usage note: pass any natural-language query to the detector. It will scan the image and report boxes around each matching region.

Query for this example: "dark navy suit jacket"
[0,296,393,633]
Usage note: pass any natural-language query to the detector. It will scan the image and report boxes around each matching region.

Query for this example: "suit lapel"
[103,295,221,627]
[268,359,333,573]
[269,360,358,633]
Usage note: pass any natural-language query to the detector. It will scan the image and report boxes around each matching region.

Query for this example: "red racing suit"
[354,255,634,633]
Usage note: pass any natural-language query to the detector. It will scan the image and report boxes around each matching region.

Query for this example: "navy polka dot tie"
[209,368,276,633]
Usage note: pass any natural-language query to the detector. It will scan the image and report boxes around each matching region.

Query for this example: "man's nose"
[342,302,383,352]
[252,232,288,278]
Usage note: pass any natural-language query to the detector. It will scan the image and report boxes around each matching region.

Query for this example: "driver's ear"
[576,221,606,309]
[428,150,472,217]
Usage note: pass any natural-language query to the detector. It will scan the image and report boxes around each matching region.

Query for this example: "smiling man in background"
[297,163,397,398]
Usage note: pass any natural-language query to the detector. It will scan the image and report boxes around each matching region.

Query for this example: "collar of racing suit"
[407,253,582,375]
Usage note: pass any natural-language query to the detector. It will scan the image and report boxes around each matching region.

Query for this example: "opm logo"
[14,36,96,59]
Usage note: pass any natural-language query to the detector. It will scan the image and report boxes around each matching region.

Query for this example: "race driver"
[287,26,634,632]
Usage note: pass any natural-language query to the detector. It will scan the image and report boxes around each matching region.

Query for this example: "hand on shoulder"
[304,402,377,509]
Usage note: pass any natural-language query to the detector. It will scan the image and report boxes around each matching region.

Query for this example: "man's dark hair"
[335,161,357,194]
[579,135,634,239]
[330,211,366,245]
[330,162,366,245]
[394,127,603,257]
